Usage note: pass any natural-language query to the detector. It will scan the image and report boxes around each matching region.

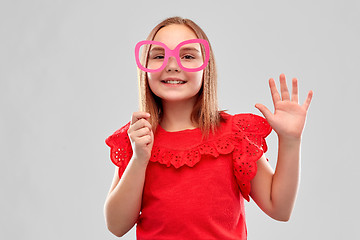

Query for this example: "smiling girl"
[104,16,313,240]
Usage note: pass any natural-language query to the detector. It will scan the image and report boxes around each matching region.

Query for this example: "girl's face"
[147,24,203,103]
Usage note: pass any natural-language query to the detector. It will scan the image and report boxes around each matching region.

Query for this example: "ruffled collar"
[149,112,236,168]
[155,123,202,148]
[105,112,272,201]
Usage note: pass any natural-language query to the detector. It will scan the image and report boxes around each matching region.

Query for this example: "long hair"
[138,16,221,136]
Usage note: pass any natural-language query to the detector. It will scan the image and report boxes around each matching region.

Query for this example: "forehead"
[153,24,198,49]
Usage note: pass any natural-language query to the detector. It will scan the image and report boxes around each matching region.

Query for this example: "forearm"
[270,137,301,220]
[104,158,147,237]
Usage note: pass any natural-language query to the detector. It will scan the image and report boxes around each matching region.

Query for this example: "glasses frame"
[135,39,210,73]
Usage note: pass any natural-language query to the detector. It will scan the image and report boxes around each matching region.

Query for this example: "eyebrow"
[149,46,201,52]
[149,47,164,52]
[180,47,200,52]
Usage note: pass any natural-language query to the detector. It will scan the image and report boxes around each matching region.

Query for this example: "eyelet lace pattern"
[231,114,272,201]
[105,122,133,179]
[105,113,272,201]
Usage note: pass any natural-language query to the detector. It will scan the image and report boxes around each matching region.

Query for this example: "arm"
[250,141,301,221]
[104,158,148,237]
[104,112,154,237]
[250,74,313,221]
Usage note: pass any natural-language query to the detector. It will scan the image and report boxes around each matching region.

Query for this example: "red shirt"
[105,112,271,240]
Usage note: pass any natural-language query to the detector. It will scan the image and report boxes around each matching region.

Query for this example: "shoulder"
[221,112,272,201]
[105,121,133,171]
[219,111,272,137]
[105,121,131,148]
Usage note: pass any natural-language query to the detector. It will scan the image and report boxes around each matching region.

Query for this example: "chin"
[156,92,198,103]
[161,96,193,102]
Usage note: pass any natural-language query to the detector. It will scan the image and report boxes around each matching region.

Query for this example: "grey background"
[1,0,359,239]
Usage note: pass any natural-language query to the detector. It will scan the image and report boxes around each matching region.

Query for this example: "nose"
[165,56,181,72]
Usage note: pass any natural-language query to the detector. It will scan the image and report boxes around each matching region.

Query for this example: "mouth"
[161,79,187,85]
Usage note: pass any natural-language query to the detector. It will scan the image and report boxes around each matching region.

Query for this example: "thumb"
[148,128,154,147]
[255,103,273,121]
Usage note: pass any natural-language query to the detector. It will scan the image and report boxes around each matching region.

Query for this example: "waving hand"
[255,73,313,141]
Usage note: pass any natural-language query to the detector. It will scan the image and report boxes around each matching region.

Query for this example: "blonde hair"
[138,16,221,136]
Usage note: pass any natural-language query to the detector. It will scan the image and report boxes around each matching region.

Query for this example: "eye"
[182,54,195,60]
[154,55,164,59]
[150,54,164,60]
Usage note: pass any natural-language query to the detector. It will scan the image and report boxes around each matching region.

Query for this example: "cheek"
[147,72,157,83]
[191,71,204,89]
[147,72,161,89]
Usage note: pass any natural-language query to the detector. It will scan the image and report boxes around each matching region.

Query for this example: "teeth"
[163,80,185,84]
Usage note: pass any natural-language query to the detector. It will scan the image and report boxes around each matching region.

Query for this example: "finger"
[129,118,152,132]
[291,78,299,103]
[279,73,290,101]
[131,126,151,139]
[269,78,281,104]
[255,103,273,121]
[136,135,152,146]
[302,90,313,111]
[144,129,154,146]
[131,111,151,125]
[148,130,154,146]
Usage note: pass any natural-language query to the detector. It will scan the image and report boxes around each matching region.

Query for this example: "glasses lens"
[178,42,206,70]
[138,43,165,71]
[137,41,208,72]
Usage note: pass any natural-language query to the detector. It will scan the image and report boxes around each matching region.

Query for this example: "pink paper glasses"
[135,39,210,72]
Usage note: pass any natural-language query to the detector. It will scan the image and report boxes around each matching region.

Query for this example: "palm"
[256,74,313,140]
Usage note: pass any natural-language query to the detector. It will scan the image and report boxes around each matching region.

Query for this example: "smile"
[161,80,187,84]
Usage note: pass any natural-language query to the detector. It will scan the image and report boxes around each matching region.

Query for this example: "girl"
[104,17,313,239]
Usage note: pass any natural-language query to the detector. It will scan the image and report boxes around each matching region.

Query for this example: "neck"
[161,98,197,132]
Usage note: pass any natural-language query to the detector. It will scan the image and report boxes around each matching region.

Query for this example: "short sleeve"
[232,114,272,201]
[105,122,133,178]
